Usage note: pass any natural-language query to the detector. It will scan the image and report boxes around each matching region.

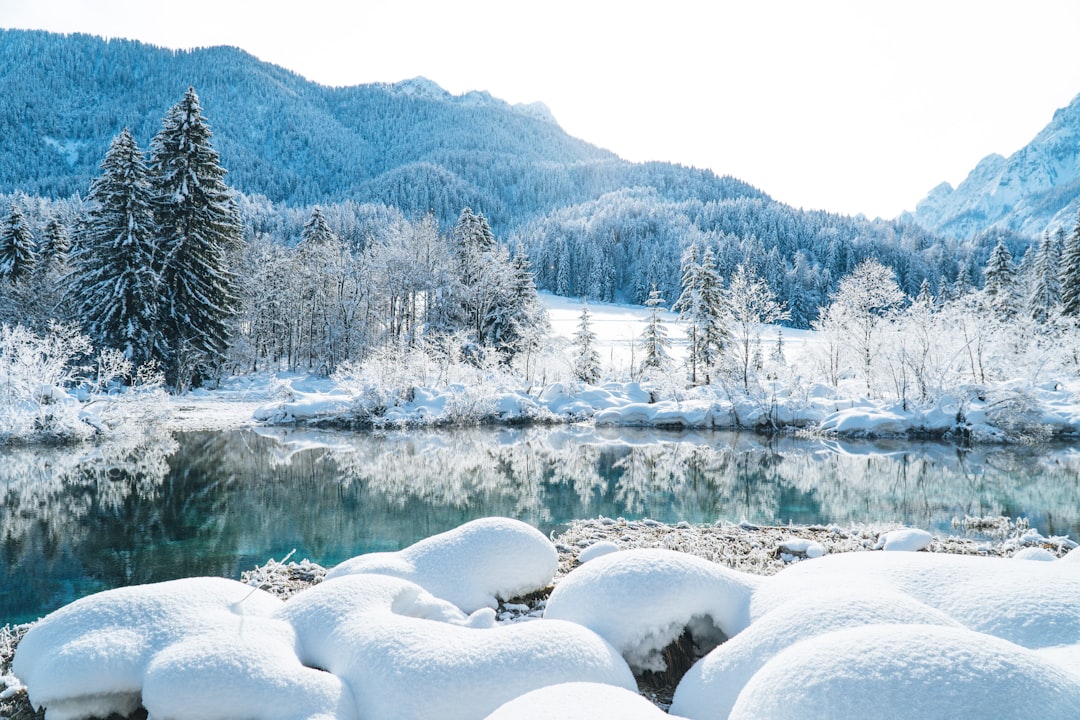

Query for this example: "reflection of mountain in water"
[3,426,1080,624]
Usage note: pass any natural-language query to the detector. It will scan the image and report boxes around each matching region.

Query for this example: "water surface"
[3,425,1079,624]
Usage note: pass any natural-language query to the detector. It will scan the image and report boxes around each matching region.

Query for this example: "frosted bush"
[0,323,169,444]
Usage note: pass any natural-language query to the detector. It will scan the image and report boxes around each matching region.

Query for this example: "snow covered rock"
[280,574,636,720]
[578,540,620,563]
[873,527,932,551]
[779,537,826,558]
[325,517,558,612]
[11,577,330,720]
[544,548,761,673]
[671,589,961,719]
[819,405,909,436]
[484,682,685,719]
[751,550,1080,649]
[142,632,354,720]
[726,624,1080,720]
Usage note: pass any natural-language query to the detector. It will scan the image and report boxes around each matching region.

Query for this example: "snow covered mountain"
[906,92,1080,239]
[0,29,764,232]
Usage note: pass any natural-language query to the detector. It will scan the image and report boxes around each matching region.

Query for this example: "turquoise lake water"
[3,425,1079,624]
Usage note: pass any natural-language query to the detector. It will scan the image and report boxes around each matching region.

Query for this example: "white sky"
[4,0,1080,219]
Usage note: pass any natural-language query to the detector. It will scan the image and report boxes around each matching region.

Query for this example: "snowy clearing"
[8,516,1080,719]
[232,293,1080,443]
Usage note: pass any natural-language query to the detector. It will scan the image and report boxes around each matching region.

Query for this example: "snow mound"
[11,577,350,720]
[142,632,352,720]
[578,540,620,563]
[484,681,684,719]
[727,624,1080,720]
[325,517,558,612]
[544,548,761,672]
[752,550,1080,649]
[280,574,636,720]
[671,589,961,719]
[873,527,933,551]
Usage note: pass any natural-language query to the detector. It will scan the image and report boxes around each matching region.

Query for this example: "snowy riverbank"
[239,367,1080,443]
[3,516,1078,719]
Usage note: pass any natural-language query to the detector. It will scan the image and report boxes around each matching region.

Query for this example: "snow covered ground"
[9,517,1080,719]
[235,293,1080,442]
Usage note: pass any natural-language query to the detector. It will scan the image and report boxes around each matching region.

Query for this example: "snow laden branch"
[0,322,168,444]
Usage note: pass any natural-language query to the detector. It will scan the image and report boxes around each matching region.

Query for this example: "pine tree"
[638,284,671,377]
[1027,231,1061,323]
[983,237,1017,316]
[38,217,71,271]
[571,303,601,384]
[1061,212,1080,318]
[502,244,548,364]
[71,128,162,366]
[295,206,344,372]
[449,207,515,352]
[0,201,37,285]
[673,244,727,384]
[149,87,241,389]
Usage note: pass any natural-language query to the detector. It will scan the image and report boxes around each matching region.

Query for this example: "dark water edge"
[2,425,1079,625]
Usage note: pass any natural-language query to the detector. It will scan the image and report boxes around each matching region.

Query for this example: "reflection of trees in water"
[6,426,1080,624]
[773,440,1080,534]
[0,431,177,620]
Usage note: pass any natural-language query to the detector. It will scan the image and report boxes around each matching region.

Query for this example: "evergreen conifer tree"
[38,217,71,271]
[449,207,515,352]
[1027,231,1062,323]
[571,303,601,384]
[0,201,37,285]
[72,128,162,366]
[673,244,727,384]
[502,244,548,363]
[149,87,241,389]
[638,284,671,376]
[983,237,1018,316]
[1060,212,1080,318]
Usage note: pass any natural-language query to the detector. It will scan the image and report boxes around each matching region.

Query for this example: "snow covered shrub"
[0,323,170,443]
[980,385,1052,442]
[0,322,93,442]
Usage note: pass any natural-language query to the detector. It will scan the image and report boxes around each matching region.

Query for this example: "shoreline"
[2,516,1074,718]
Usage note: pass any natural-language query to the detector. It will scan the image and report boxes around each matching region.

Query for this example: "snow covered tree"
[722,264,790,394]
[817,258,905,396]
[983,237,1018,316]
[1061,212,1080,318]
[292,206,359,373]
[501,244,548,369]
[38,217,71,271]
[149,87,241,389]
[1027,231,1061,323]
[673,244,727,385]
[571,303,601,384]
[71,128,163,367]
[0,201,37,285]
[448,207,518,355]
[638,285,671,377]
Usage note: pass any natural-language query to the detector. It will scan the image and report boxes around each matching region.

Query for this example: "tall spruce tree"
[1061,212,1080,318]
[502,244,548,363]
[72,128,162,366]
[1027,231,1061,323]
[0,201,37,285]
[983,236,1018,316]
[673,244,727,384]
[149,87,241,389]
[450,207,514,351]
[38,217,71,271]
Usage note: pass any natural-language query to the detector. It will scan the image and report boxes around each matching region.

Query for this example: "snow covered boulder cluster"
[13,518,1080,719]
